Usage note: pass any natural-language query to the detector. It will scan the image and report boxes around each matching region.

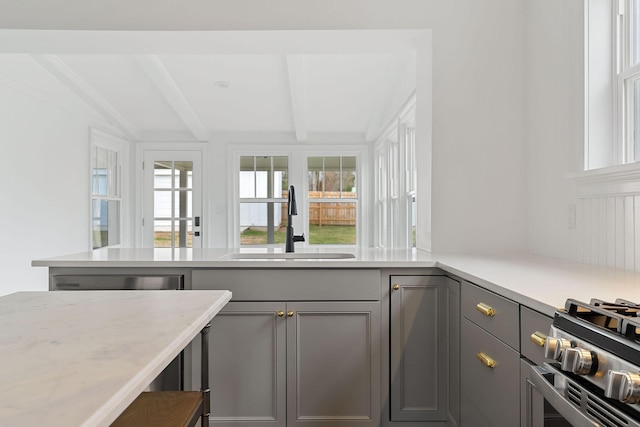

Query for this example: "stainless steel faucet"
[285,185,305,252]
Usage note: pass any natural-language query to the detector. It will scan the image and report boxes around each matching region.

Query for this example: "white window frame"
[616,0,640,163]
[373,95,416,249]
[89,128,129,250]
[230,148,294,248]
[229,145,367,248]
[305,153,360,248]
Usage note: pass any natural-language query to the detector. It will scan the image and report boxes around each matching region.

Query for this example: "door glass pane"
[153,160,194,248]
[308,202,356,245]
[154,220,172,247]
[154,162,173,189]
[92,200,120,249]
[174,219,193,248]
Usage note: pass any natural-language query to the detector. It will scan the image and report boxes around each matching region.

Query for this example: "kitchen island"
[0,290,231,427]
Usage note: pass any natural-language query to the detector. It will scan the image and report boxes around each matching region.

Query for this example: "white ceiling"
[0,30,418,144]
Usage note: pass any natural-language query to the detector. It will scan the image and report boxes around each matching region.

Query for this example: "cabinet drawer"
[520,306,552,365]
[192,269,380,301]
[461,281,519,349]
[461,318,520,427]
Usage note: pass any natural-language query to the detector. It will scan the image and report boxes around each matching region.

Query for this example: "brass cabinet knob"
[287,311,294,317]
[530,331,547,347]
[393,284,400,290]
[476,352,496,368]
[476,302,495,317]
[277,311,285,317]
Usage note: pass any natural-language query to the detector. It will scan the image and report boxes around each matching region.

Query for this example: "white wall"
[1,0,534,291]
[0,83,94,295]
[524,0,585,261]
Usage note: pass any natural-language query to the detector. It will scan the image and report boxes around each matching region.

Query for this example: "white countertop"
[31,247,438,268]
[0,290,231,427]
[32,248,640,318]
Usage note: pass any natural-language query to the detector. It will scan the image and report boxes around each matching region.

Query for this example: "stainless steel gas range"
[531,299,640,427]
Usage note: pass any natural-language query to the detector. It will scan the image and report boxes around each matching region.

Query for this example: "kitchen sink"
[222,252,356,260]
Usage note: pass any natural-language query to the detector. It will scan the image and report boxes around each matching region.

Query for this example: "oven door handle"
[529,365,600,427]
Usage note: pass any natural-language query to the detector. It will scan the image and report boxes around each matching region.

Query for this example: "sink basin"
[223,252,356,260]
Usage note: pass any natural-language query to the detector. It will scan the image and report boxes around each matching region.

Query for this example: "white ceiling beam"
[30,54,140,141]
[365,54,407,142]
[135,55,209,142]
[285,55,308,143]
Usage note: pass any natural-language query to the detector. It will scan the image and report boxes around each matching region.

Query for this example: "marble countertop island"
[0,290,231,427]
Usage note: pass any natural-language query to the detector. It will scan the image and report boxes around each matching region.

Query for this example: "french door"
[143,151,202,248]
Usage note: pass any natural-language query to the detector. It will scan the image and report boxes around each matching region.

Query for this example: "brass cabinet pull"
[287,311,294,317]
[476,302,495,317]
[476,352,496,368]
[393,284,400,290]
[530,331,547,347]
[277,311,285,317]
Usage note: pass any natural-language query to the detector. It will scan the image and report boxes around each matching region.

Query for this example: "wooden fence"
[280,191,356,226]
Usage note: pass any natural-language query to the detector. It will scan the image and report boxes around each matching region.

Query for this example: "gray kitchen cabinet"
[389,275,450,422]
[191,269,381,427]
[446,277,461,427]
[460,281,520,427]
[287,301,380,427]
[204,302,287,427]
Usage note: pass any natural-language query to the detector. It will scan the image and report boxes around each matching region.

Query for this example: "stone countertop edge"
[31,248,640,320]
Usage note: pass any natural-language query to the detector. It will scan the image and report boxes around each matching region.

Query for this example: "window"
[373,97,416,248]
[307,156,357,245]
[239,156,288,245]
[90,130,125,249]
[618,0,640,163]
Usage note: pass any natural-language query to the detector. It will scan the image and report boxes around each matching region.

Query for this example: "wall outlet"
[567,204,576,229]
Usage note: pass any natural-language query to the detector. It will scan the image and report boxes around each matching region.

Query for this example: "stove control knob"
[605,371,640,404]
[544,337,571,361]
[561,347,596,375]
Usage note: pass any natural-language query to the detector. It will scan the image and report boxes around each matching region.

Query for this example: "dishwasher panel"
[51,274,184,391]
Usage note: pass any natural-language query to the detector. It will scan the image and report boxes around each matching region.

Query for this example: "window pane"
[92,200,120,249]
[342,156,357,198]
[635,77,640,161]
[308,202,356,245]
[273,156,288,198]
[239,202,286,245]
[323,157,341,194]
[256,171,269,198]
[240,156,288,199]
[634,0,640,66]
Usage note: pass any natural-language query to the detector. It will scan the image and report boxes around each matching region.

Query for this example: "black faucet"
[285,185,305,252]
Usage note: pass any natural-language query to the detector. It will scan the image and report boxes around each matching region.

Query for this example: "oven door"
[529,363,640,427]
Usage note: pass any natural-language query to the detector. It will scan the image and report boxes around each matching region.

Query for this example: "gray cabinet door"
[205,302,287,427]
[286,302,381,427]
[390,275,446,421]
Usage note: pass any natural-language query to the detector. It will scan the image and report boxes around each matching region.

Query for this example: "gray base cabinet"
[205,302,287,427]
[192,269,381,427]
[460,281,520,427]
[389,275,453,423]
[287,302,380,426]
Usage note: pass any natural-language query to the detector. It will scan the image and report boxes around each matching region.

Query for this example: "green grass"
[240,225,356,245]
